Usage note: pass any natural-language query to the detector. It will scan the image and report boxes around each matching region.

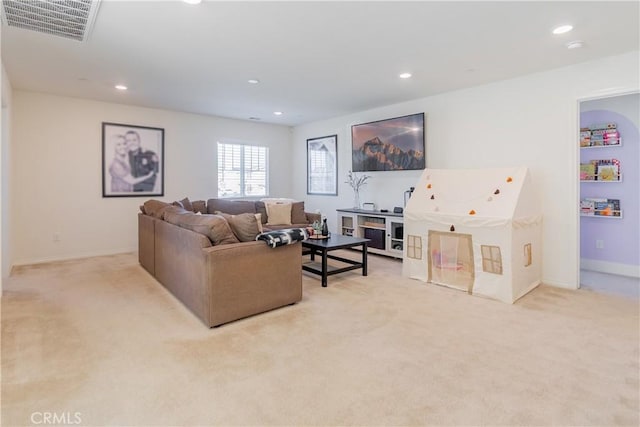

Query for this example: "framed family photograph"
[102,122,164,197]
[307,134,338,195]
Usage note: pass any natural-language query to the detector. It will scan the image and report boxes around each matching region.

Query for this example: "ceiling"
[1,1,639,126]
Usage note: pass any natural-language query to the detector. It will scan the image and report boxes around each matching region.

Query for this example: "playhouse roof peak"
[405,167,538,220]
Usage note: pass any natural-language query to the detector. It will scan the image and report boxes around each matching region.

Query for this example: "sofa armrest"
[203,241,302,327]
[306,212,321,224]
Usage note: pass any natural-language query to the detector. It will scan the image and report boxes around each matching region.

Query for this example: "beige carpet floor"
[1,251,639,426]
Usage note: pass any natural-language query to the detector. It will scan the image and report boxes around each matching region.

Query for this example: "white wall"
[1,63,13,289]
[11,91,293,265]
[292,51,640,289]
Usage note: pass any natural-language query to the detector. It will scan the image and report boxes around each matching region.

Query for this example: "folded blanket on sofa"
[256,228,308,248]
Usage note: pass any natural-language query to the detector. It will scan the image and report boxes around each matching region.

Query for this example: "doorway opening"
[428,230,475,293]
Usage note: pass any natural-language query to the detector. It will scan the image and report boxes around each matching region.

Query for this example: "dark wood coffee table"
[301,234,370,287]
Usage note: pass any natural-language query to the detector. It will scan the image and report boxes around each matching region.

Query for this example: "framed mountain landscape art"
[351,113,425,172]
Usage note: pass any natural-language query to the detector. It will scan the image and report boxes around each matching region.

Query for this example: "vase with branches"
[345,170,371,209]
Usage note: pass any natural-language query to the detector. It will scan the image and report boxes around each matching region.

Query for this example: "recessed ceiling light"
[115,84,127,91]
[183,0,202,4]
[552,25,573,35]
[248,79,260,84]
[399,73,412,79]
[273,111,283,116]
[566,40,584,49]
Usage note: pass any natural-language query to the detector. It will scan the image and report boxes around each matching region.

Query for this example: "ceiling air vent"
[1,0,101,42]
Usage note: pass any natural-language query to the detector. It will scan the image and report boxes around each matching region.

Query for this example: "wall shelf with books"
[580,198,622,219]
[580,122,621,148]
[579,159,622,182]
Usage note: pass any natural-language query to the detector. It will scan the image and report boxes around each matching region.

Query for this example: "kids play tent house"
[402,167,542,303]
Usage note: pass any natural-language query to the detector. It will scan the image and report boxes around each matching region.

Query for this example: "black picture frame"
[307,134,338,195]
[351,112,425,172]
[102,122,164,197]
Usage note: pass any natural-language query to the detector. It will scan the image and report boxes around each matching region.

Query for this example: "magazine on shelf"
[580,199,595,214]
[603,129,621,145]
[594,199,621,216]
[580,163,596,180]
[580,128,591,147]
[596,159,620,181]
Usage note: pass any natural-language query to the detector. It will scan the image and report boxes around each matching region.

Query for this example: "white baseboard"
[580,259,640,278]
[11,247,137,271]
[542,278,578,290]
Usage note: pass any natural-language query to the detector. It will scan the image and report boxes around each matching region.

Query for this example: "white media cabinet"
[336,208,404,259]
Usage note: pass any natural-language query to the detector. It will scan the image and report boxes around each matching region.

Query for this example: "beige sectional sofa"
[138,198,317,327]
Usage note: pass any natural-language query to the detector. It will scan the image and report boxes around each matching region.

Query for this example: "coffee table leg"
[362,243,368,276]
[322,249,328,287]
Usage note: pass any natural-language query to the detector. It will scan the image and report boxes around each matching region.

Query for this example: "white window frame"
[217,141,269,198]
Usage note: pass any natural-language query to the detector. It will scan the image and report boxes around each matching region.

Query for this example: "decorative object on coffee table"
[321,218,329,236]
[345,170,371,209]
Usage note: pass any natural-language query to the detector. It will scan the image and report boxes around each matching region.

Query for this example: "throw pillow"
[143,199,170,218]
[265,202,292,226]
[165,212,239,246]
[161,205,191,219]
[192,200,207,214]
[172,200,184,208]
[180,197,194,212]
[255,214,264,233]
[215,211,261,242]
[206,215,240,246]
[291,201,307,224]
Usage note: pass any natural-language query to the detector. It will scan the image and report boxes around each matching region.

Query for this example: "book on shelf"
[603,129,621,145]
[580,163,596,180]
[580,198,596,215]
[595,159,620,181]
[580,128,591,147]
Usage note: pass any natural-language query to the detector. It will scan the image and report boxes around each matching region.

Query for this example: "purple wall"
[580,108,639,266]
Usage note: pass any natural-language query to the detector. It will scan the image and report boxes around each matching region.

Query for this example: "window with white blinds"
[217,142,268,198]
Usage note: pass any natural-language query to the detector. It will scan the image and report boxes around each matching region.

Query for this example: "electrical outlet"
[53,232,61,242]
[596,239,604,249]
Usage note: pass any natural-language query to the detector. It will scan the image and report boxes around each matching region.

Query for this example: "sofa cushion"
[207,199,257,215]
[165,211,239,245]
[192,200,207,214]
[180,197,194,212]
[266,202,292,226]
[255,201,269,224]
[291,201,308,224]
[162,205,192,219]
[216,212,262,242]
[143,199,171,218]
[256,228,307,248]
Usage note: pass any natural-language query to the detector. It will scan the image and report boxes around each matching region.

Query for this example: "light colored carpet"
[1,251,639,426]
